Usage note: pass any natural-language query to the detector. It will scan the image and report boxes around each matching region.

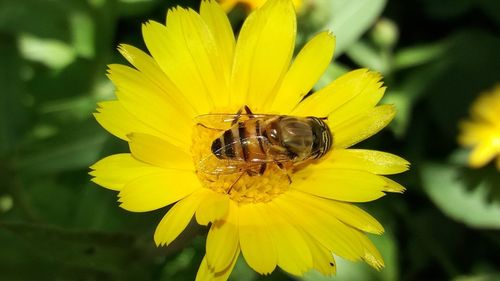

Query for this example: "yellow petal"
[469,142,497,168]
[200,0,235,99]
[118,44,197,117]
[94,101,168,142]
[154,189,209,246]
[323,149,410,175]
[238,203,278,274]
[231,0,296,111]
[143,6,229,112]
[287,190,384,234]
[292,69,384,117]
[276,191,383,269]
[270,193,364,261]
[458,121,488,146]
[107,64,191,148]
[128,133,193,169]
[218,0,237,12]
[196,248,240,281]
[292,168,389,202]
[90,153,163,191]
[206,200,239,272]
[268,31,335,113]
[118,171,200,212]
[331,104,396,149]
[266,205,313,276]
[381,176,406,193]
[195,191,230,226]
[301,231,336,276]
[351,229,385,270]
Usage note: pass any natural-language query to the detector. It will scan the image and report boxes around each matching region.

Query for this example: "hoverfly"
[196,106,333,179]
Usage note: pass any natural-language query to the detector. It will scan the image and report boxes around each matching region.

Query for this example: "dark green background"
[1,0,500,280]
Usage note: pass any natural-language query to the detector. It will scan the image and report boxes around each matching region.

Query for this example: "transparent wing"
[196,135,293,175]
[195,113,280,130]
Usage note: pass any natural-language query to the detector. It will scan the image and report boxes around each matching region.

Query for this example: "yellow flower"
[90,0,408,279]
[218,0,302,12]
[459,84,500,170]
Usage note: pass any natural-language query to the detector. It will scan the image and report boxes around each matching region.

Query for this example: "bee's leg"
[243,105,254,117]
[258,163,267,175]
[196,123,224,132]
[231,105,255,125]
[227,172,245,194]
[275,162,292,184]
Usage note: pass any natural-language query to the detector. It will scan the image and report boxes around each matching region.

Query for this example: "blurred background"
[1,0,499,280]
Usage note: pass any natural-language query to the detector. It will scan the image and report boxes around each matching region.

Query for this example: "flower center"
[191,113,290,204]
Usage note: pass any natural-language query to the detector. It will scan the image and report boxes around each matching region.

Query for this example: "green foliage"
[1,0,500,280]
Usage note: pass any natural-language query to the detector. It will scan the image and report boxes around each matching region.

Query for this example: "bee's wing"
[197,135,292,175]
[195,113,278,130]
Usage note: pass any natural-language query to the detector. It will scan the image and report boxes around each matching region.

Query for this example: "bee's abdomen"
[211,120,267,161]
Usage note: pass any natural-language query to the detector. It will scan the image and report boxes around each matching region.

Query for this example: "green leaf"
[18,33,77,70]
[424,30,500,141]
[346,40,388,74]
[230,255,258,281]
[393,41,450,70]
[14,121,108,173]
[0,33,30,157]
[0,221,154,280]
[323,0,387,56]
[421,163,500,229]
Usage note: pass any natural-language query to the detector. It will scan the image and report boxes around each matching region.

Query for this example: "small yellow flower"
[90,0,408,279]
[218,0,302,12]
[459,84,500,170]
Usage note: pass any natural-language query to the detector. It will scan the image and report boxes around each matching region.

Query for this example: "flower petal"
[271,193,364,261]
[94,101,168,142]
[469,142,497,168]
[143,6,230,112]
[274,191,384,270]
[266,205,313,276]
[118,44,197,117]
[230,0,296,111]
[196,248,240,281]
[301,231,336,276]
[238,203,278,274]
[349,229,385,270]
[118,171,200,212]
[90,153,163,191]
[292,168,391,202]
[200,0,235,96]
[206,200,239,272]
[107,64,191,148]
[195,191,230,226]
[268,31,335,113]
[128,133,193,169]
[154,189,209,246]
[330,104,396,149]
[323,149,410,175]
[292,69,384,117]
[287,190,384,234]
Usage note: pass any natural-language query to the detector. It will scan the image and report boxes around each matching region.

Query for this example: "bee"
[196,106,333,177]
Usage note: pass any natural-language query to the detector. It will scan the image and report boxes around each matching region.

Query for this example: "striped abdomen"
[211,116,333,164]
[211,118,270,163]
